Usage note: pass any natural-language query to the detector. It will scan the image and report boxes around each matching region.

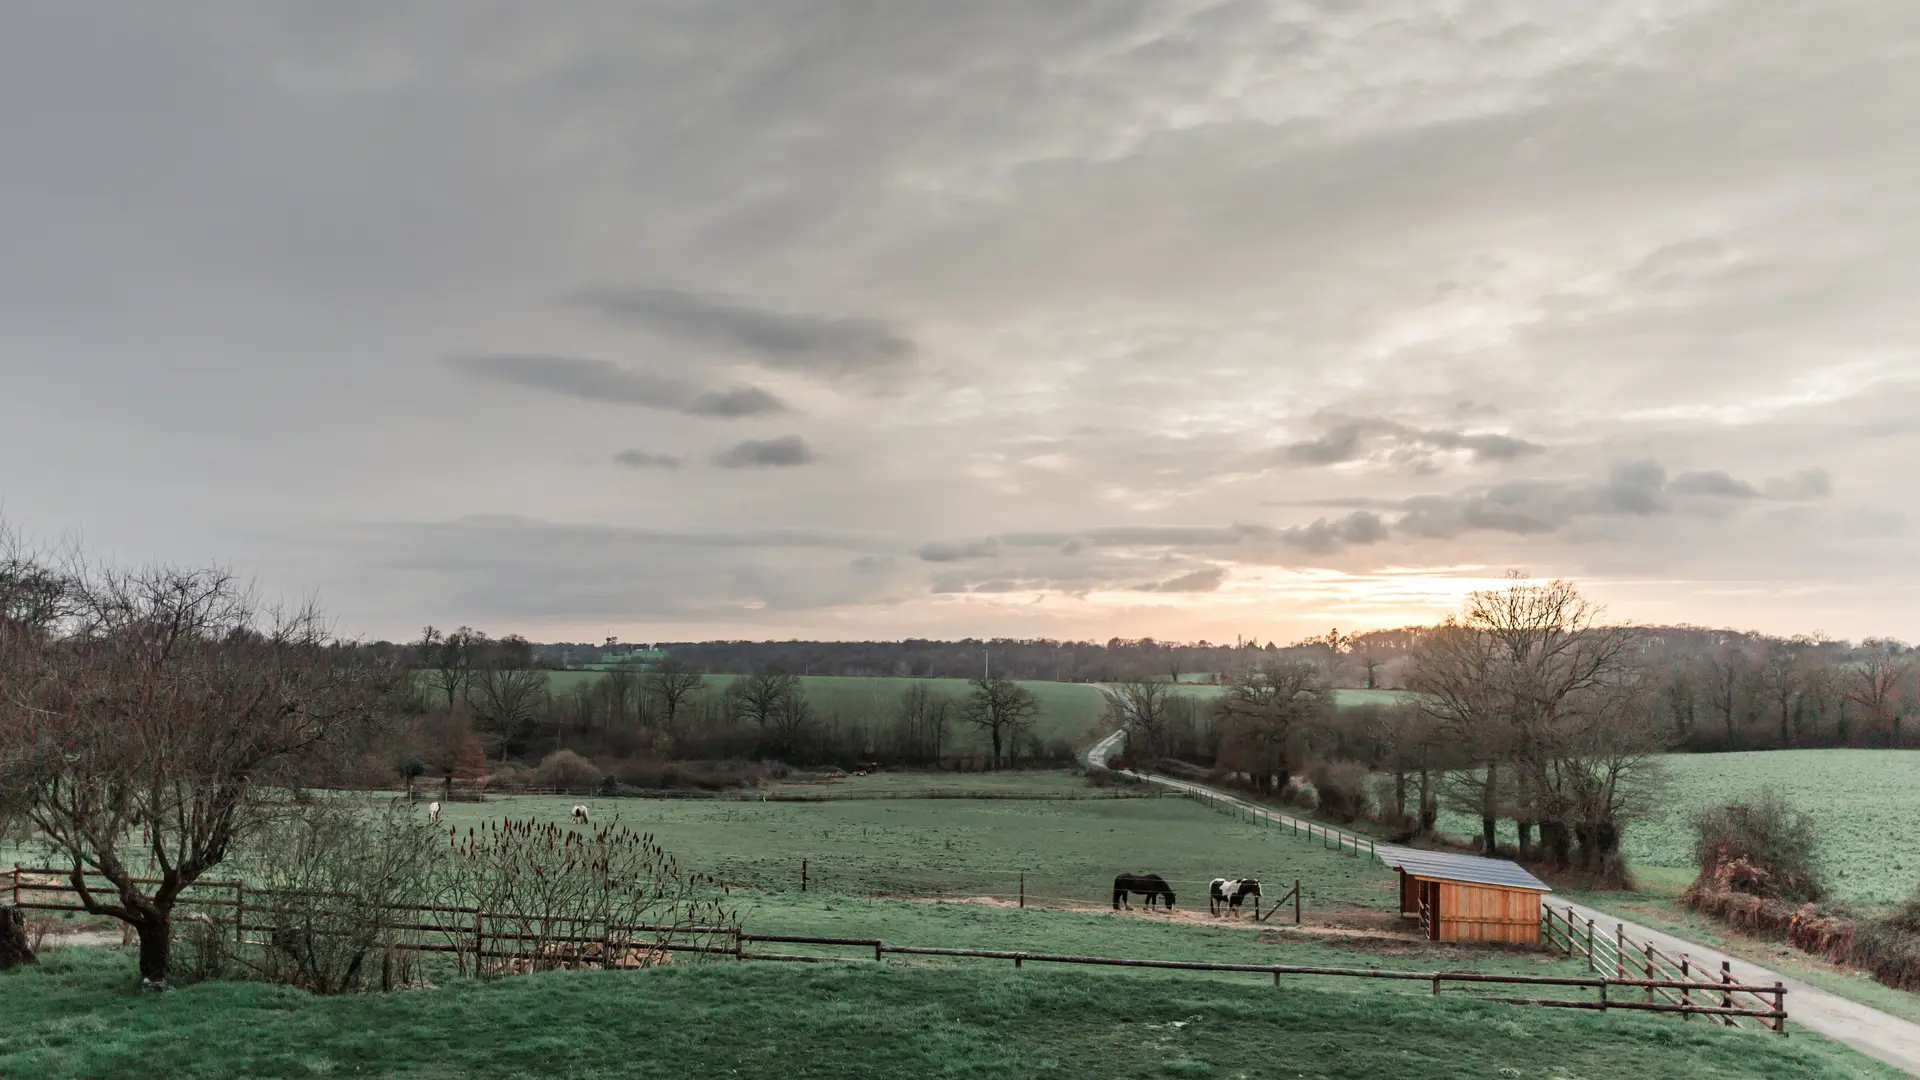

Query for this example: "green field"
[432,785,1395,913]
[6,950,1894,1080]
[1435,750,1920,906]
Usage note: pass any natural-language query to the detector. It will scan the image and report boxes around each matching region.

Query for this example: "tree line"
[400,625,1067,789]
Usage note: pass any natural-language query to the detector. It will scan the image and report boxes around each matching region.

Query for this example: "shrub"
[535,749,602,792]
[1688,788,1822,903]
[1307,761,1372,823]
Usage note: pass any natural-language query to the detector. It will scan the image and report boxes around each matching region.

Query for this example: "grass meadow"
[1435,750,1920,906]
[6,949,1897,1080]
[431,782,1396,913]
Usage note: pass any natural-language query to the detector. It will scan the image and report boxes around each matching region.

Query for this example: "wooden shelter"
[1375,845,1549,945]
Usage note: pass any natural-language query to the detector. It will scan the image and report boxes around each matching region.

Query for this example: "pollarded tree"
[0,553,399,986]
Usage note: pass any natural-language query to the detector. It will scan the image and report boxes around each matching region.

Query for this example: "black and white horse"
[1112,873,1176,911]
[1208,877,1261,917]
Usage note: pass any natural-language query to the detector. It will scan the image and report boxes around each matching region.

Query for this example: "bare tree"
[895,682,956,765]
[418,625,488,710]
[729,669,799,729]
[643,657,707,732]
[1755,643,1806,748]
[0,556,399,985]
[1213,658,1325,795]
[1111,678,1177,761]
[1703,645,1748,749]
[961,676,1040,768]
[469,638,550,761]
[1846,644,1914,747]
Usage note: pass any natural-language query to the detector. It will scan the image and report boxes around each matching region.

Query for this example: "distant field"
[1170,685,1421,709]
[1437,749,1920,906]
[528,672,1108,752]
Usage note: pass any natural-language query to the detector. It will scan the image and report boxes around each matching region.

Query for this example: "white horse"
[571,805,590,825]
[427,801,441,824]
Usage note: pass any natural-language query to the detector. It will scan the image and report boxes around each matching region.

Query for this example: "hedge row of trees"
[395,627,1070,785]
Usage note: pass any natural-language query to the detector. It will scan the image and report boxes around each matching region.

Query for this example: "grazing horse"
[571,805,590,825]
[427,801,441,824]
[1209,877,1262,917]
[1111,873,1176,911]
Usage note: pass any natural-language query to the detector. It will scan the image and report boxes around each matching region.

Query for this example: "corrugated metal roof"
[1374,844,1551,892]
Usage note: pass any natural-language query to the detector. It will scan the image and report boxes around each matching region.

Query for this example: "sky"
[2,1,1916,646]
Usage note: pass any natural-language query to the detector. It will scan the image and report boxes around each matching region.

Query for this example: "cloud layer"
[0,1,1914,642]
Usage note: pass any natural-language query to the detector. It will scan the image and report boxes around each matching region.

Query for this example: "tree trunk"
[135,914,172,986]
[989,728,1002,770]
[1392,769,1408,826]
[1479,765,1498,854]
[1418,770,1437,833]
[0,906,35,969]
[1539,821,1572,868]
[1516,821,1534,859]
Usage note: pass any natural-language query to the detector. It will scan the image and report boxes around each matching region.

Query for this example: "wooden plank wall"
[1433,881,1542,944]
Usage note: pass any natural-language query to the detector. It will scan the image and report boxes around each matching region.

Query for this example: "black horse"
[1112,873,1176,911]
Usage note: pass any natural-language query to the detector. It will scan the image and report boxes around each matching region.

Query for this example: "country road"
[1085,726,1920,1077]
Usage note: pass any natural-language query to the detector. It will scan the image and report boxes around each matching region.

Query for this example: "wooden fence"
[13,866,1783,1028]
[1541,902,1785,1033]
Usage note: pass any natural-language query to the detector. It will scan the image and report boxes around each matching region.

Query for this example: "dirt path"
[1086,727,1920,1077]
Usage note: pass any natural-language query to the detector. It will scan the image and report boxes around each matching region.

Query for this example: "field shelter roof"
[1374,844,1551,893]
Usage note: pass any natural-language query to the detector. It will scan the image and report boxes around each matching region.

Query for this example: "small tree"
[0,554,399,986]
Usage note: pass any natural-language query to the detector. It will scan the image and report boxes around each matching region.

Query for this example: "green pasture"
[6,951,1895,1080]
[431,785,1395,911]
[1436,750,1920,906]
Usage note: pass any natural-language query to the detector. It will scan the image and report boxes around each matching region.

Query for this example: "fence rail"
[1540,903,1784,1033]
[11,865,1784,1029]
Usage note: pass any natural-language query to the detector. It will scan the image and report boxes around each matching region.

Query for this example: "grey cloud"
[452,355,786,418]
[1282,418,1542,467]
[712,434,814,468]
[1763,468,1832,501]
[1134,567,1227,593]
[1669,470,1760,498]
[1395,460,1671,539]
[611,449,682,470]
[564,287,914,378]
[918,538,1001,562]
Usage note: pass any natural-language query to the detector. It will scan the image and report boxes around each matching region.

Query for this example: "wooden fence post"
[1773,982,1786,1035]
[1645,943,1655,1004]
[1615,924,1624,980]
[801,859,808,892]
[1293,879,1301,925]
[1019,872,1025,909]
[474,909,485,973]
[9,865,17,907]
[1585,918,1595,971]
[1680,956,1691,1019]
[235,883,245,944]
[1721,960,1733,1024]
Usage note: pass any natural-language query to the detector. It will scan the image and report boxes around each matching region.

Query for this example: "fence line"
[1540,903,1784,1033]
[8,866,1785,1028]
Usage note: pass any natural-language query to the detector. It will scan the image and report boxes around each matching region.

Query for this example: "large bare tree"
[961,676,1040,768]
[1110,678,1178,761]
[1846,644,1914,746]
[643,657,707,732]
[1213,658,1325,795]
[0,553,398,985]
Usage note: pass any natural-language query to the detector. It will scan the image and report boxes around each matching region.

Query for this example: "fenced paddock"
[11,867,1785,1031]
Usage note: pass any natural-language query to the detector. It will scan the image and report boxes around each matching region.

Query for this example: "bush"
[1688,789,1822,903]
[534,749,601,792]
[1307,761,1372,823]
